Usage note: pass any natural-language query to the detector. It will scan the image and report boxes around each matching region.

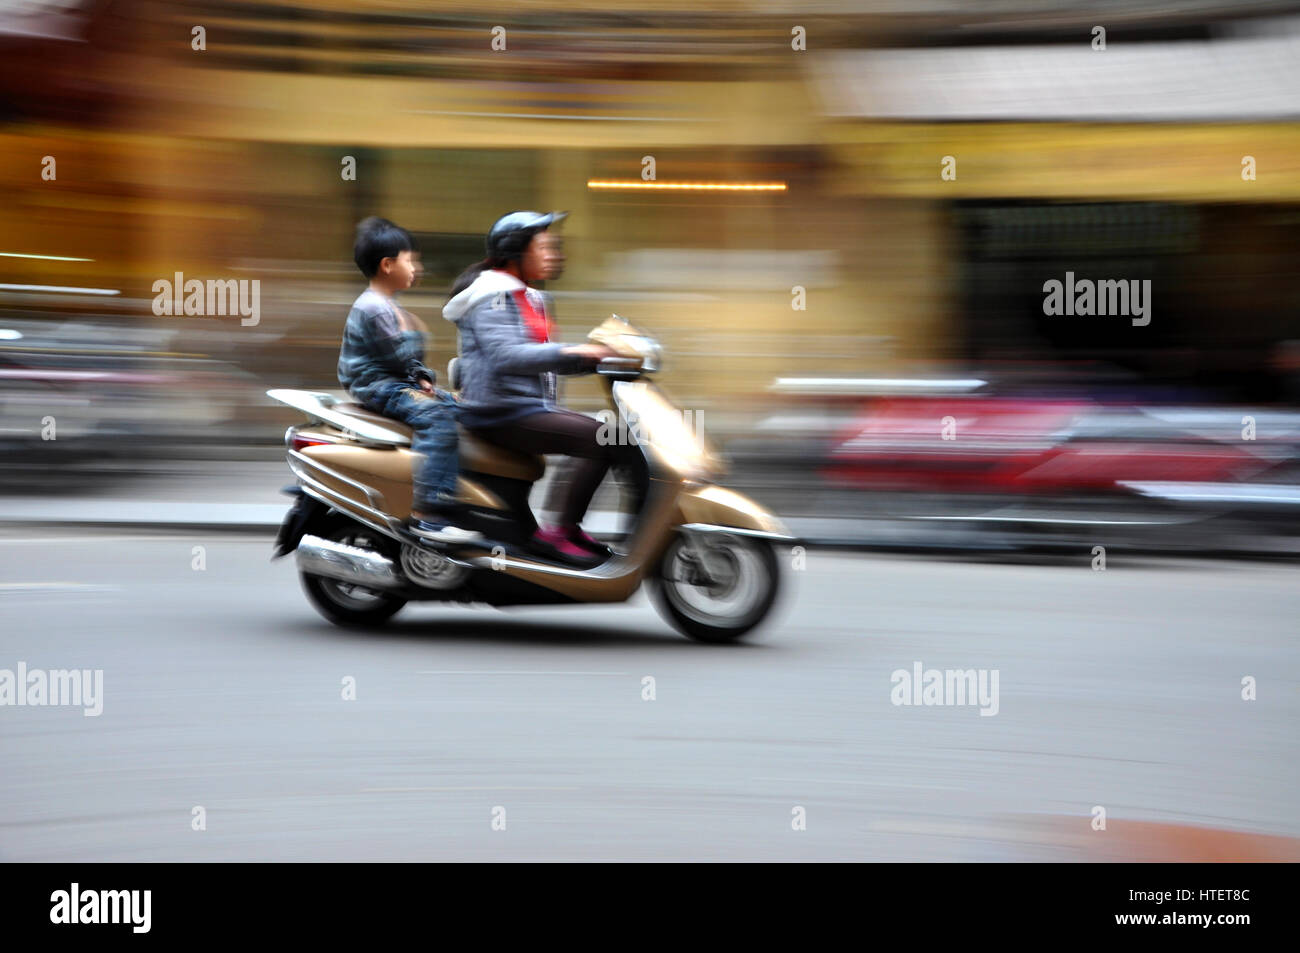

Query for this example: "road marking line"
[0,582,120,592]
[754,777,890,786]
[0,536,189,544]
[362,786,580,793]
[416,671,630,676]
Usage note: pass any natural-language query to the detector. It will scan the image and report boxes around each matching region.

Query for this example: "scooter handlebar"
[595,356,644,378]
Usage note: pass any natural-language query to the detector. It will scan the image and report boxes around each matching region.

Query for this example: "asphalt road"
[1,527,1297,861]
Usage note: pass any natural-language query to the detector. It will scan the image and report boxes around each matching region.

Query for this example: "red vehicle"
[823,396,1275,495]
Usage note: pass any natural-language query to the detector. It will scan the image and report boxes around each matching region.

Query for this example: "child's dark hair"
[353,216,415,279]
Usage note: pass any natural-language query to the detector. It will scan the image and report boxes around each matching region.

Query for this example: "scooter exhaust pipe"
[295,534,404,590]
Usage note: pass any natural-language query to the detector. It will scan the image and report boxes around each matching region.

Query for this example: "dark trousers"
[474,409,648,527]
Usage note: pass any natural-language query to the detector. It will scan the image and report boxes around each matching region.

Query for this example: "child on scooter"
[337,217,479,543]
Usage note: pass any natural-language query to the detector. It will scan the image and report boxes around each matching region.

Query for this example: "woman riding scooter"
[443,211,649,562]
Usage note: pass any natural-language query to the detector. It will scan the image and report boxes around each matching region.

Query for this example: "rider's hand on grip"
[564,343,617,363]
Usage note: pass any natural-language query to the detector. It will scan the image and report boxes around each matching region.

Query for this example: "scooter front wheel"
[649,531,780,643]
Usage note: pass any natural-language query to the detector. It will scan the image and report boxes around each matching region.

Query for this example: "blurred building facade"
[2,0,1298,435]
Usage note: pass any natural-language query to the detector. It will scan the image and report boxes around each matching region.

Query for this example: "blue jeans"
[356,381,459,513]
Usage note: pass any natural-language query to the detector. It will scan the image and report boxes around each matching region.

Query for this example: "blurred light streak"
[0,253,94,261]
[0,284,120,295]
[587,180,786,191]
[771,378,988,394]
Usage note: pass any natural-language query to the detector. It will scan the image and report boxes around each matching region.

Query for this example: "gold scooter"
[268,315,793,642]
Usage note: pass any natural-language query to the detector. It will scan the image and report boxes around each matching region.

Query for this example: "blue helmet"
[486,210,567,263]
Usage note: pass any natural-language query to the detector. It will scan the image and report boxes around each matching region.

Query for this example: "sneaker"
[532,526,602,563]
[409,518,483,545]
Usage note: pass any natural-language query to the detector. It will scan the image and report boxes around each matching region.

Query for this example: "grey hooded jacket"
[442,269,590,428]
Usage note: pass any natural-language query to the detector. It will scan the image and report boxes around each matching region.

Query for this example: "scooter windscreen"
[609,379,724,482]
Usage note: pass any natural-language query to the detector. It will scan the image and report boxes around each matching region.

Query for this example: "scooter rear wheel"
[649,531,780,642]
[300,514,408,627]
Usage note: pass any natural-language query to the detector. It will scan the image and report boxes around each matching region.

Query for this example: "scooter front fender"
[676,484,794,540]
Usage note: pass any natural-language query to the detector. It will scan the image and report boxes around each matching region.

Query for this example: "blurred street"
[1,527,1296,862]
[3,450,1299,557]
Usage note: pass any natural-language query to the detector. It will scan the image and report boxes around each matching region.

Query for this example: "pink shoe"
[565,526,613,557]
[532,526,598,561]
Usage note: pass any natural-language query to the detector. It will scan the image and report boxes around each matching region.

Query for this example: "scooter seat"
[334,401,413,440]
[333,402,544,482]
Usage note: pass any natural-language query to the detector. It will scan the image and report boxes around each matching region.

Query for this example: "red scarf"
[512,289,552,343]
